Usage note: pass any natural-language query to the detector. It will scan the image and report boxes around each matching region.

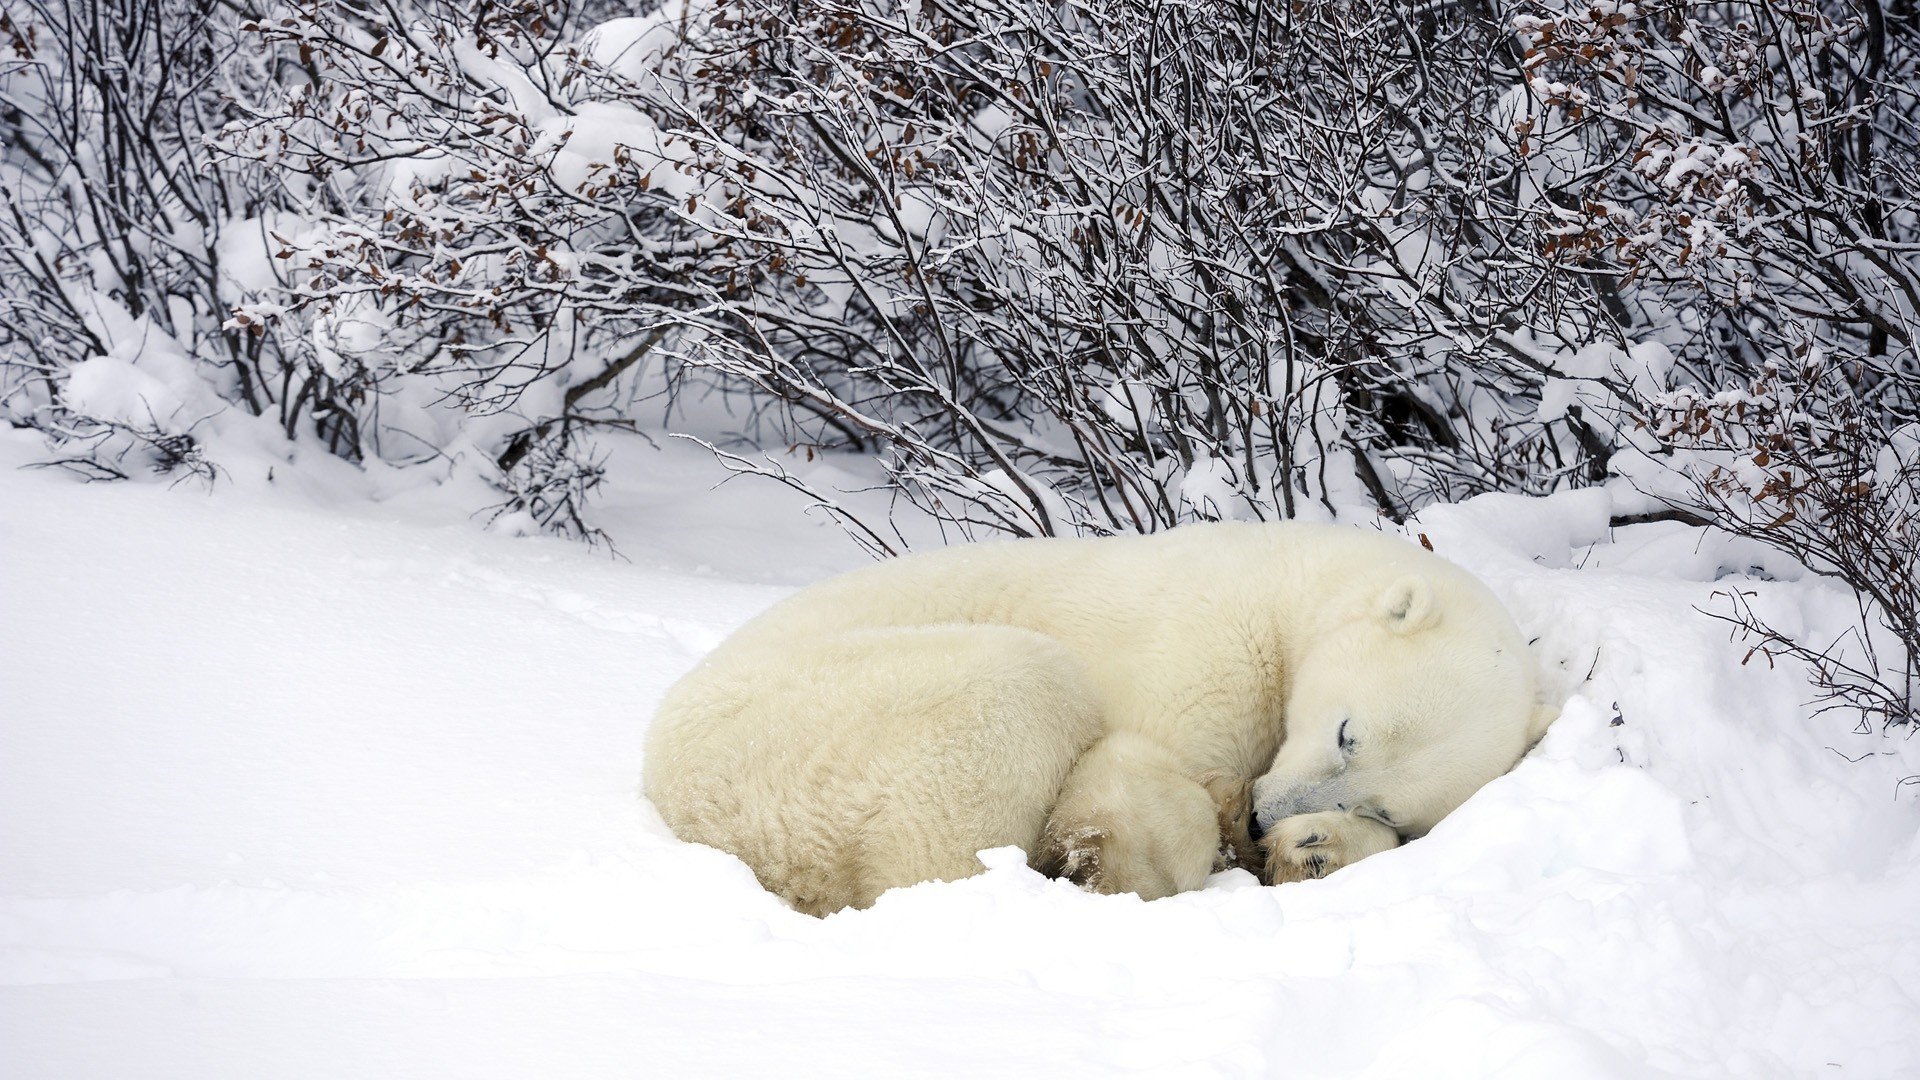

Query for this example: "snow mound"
[3,433,1917,1077]
[63,356,194,432]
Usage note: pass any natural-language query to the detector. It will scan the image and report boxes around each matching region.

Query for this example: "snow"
[583,3,707,85]
[1178,450,1241,520]
[4,430,1920,1077]
[61,356,191,433]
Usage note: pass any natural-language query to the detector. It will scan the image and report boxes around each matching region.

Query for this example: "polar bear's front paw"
[1260,811,1400,884]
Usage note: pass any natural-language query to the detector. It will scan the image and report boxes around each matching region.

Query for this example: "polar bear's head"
[1251,573,1552,842]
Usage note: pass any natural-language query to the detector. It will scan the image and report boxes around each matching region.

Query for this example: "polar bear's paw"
[1032,824,1110,891]
[1261,811,1400,884]
[1200,772,1262,874]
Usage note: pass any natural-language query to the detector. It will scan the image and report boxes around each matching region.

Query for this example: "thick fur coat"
[644,523,1551,915]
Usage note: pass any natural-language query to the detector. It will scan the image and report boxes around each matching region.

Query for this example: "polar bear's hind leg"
[1035,731,1222,901]
[646,624,1103,915]
[847,637,1102,904]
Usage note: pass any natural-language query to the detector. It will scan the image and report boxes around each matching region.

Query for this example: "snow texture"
[3,429,1918,1078]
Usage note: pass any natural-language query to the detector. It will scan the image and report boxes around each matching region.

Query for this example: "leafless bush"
[216,0,1631,537]
[0,0,363,471]
[641,0,1629,535]
[491,417,612,540]
[1647,355,1918,725]
[213,0,720,475]
[10,0,1917,718]
[1515,0,1919,722]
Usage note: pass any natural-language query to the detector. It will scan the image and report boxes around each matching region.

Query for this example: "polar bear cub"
[644,522,1550,914]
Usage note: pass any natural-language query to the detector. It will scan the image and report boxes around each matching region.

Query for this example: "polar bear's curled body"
[645,523,1544,915]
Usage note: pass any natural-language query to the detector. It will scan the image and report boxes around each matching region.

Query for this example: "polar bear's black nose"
[1247,815,1265,843]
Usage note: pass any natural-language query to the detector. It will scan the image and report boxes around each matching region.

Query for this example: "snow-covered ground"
[3,428,1918,1078]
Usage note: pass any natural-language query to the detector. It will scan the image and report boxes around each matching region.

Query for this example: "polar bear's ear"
[1376,575,1441,634]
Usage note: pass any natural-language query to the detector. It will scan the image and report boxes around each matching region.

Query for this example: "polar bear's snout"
[1251,774,1355,834]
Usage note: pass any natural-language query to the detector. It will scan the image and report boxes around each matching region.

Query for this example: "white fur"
[644,523,1547,913]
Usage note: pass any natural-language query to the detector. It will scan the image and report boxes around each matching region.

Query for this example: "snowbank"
[2,431,1917,1077]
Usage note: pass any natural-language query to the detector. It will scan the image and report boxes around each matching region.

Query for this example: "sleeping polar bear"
[644,523,1553,915]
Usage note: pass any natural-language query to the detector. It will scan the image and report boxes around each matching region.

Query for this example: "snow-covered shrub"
[638,0,1630,534]
[10,0,1916,713]
[207,0,1628,539]
[1512,0,1920,722]
[0,0,346,475]
[207,0,739,533]
[1644,361,1920,725]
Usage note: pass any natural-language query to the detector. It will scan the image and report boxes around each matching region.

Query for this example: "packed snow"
[3,428,1918,1078]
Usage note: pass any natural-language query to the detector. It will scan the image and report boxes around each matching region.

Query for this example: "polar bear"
[643,523,1551,914]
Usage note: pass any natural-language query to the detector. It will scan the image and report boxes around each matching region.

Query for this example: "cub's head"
[1251,573,1554,842]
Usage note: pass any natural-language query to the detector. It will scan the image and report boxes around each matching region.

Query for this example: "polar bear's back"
[721,521,1486,647]
[688,521,1516,773]
[644,623,1102,914]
